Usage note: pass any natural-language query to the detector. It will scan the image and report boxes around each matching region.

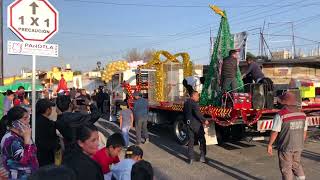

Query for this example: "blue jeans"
[121,127,130,147]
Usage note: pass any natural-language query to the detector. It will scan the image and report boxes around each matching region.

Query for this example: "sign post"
[7,0,59,141]
[32,55,36,140]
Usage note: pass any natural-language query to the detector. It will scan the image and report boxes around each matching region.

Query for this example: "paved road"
[95,118,320,180]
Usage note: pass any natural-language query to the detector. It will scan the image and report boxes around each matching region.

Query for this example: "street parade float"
[101,5,320,145]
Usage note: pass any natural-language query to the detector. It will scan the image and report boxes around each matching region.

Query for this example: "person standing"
[57,74,68,93]
[111,145,143,180]
[63,124,103,180]
[92,132,124,176]
[1,106,39,179]
[3,90,15,116]
[35,99,59,167]
[221,50,239,92]
[96,87,106,113]
[91,89,98,106]
[133,92,149,145]
[242,57,265,83]
[119,104,134,148]
[268,92,307,180]
[131,160,154,180]
[104,89,111,115]
[13,86,25,107]
[73,89,90,114]
[183,91,209,165]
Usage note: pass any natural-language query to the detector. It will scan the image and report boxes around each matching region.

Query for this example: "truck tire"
[173,118,189,145]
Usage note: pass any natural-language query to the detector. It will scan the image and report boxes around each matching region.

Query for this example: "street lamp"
[97,61,101,71]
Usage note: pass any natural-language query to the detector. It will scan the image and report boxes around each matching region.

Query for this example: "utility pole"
[290,22,296,59]
[261,21,266,59]
[0,0,4,85]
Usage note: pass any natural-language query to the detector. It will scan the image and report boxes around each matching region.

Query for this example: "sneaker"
[199,155,206,163]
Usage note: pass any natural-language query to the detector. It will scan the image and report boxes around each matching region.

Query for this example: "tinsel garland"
[200,11,244,106]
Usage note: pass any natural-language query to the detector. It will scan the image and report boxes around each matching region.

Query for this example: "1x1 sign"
[7,40,58,57]
[8,0,59,42]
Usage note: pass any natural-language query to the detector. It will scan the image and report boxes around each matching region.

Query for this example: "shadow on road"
[148,126,262,180]
[302,150,320,162]
[206,158,263,180]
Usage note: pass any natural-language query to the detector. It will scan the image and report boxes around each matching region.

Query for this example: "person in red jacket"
[92,133,125,175]
[57,74,68,93]
[13,86,25,106]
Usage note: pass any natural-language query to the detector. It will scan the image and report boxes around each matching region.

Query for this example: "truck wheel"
[173,119,189,145]
[215,125,231,144]
[230,124,245,141]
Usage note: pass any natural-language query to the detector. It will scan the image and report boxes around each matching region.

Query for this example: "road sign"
[7,0,59,141]
[7,0,59,42]
[7,41,58,57]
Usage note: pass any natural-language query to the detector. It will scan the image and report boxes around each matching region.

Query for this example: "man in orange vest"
[268,92,307,180]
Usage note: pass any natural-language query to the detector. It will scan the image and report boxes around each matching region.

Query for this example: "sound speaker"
[265,91,274,109]
[251,84,265,109]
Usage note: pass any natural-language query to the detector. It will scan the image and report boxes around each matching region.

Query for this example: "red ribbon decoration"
[208,106,239,127]
[241,109,263,126]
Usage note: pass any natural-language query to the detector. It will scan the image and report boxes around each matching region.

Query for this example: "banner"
[233,31,248,61]
[210,31,248,61]
[7,41,58,57]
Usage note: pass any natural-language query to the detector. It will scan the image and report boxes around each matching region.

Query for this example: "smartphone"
[76,99,86,105]
[12,120,25,132]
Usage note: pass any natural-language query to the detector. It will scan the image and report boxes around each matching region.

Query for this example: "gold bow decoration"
[209,5,225,17]
[101,61,130,83]
[139,50,193,102]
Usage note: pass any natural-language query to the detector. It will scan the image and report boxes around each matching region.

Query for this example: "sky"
[2,0,320,76]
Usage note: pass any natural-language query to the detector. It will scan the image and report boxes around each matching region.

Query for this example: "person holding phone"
[0,106,39,180]
[73,89,90,114]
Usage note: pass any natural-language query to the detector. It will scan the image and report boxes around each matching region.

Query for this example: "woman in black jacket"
[63,124,103,180]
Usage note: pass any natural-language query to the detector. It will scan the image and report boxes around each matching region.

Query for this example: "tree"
[142,49,156,62]
[73,70,82,76]
[200,11,244,106]
[246,52,256,60]
[123,48,156,62]
[123,48,142,62]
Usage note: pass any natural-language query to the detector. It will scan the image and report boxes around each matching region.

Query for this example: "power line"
[61,0,315,42]
[64,0,320,8]
[268,14,320,36]
[60,0,308,40]
[61,0,319,59]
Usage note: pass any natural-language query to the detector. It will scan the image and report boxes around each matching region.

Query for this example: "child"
[111,145,143,180]
[131,160,154,180]
[92,133,125,176]
[119,104,133,148]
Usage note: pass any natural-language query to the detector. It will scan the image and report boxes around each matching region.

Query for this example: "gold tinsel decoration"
[101,61,130,83]
[139,50,193,102]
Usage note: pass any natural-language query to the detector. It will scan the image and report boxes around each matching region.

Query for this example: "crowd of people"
[0,51,310,180]
[0,86,154,180]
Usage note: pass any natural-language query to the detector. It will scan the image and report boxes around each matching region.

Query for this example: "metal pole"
[0,0,4,85]
[32,55,36,141]
[291,22,296,59]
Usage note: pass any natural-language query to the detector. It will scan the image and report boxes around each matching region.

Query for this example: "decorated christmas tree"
[200,6,244,106]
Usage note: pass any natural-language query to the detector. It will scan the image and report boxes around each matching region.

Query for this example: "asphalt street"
[96,118,320,180]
